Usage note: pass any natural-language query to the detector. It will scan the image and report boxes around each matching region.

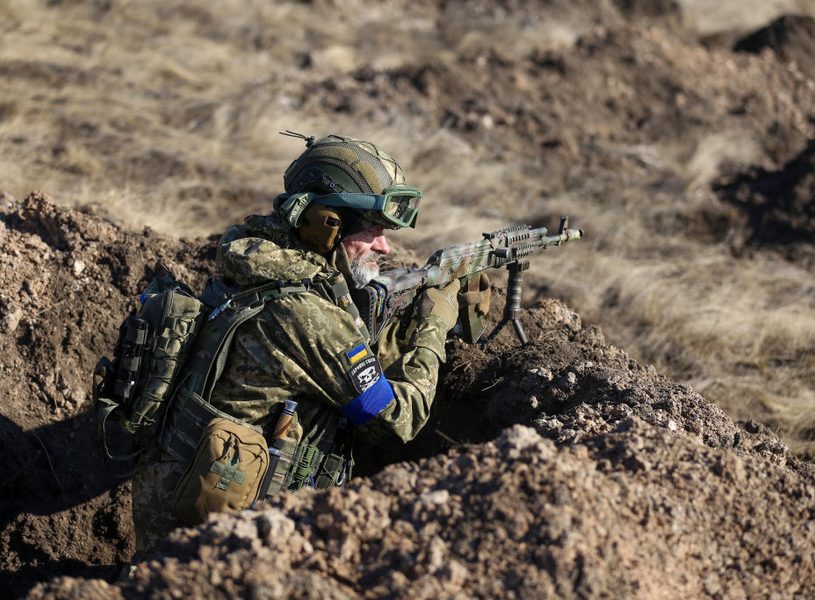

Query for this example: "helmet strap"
[330,240,360,288]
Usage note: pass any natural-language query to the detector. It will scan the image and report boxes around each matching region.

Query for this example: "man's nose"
[371,233,391,255]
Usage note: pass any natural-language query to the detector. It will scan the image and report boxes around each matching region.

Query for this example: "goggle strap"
[316,192,385,212]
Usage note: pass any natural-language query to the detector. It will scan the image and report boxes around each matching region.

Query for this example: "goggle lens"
[381,187,422,228]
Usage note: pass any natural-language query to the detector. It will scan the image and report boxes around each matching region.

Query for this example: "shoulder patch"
[348,355,382,395]
[348,356,382,394]
[341,342,382,394]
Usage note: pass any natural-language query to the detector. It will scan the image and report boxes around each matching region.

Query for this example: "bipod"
[485,260,530,345]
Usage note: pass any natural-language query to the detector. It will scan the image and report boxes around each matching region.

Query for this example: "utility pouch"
[113,317,149,406]
[94,273,205,460]
[315,452,349,488]
[172,417,270,525]
[458,272,488,343]
[129,277,205,437]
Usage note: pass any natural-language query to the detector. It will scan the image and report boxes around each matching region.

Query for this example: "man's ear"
[298,204,343,253]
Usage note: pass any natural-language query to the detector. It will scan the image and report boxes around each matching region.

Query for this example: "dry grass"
[580,251,815,429]
[2,0,814,453]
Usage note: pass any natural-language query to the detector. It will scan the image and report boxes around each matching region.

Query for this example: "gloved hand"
[416,263,469,330]
[417,276,461,331]
[458,273,491,317]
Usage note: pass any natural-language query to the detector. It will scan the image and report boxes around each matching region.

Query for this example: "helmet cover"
[283,134,406,195]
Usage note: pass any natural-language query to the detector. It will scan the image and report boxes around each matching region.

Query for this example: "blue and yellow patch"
[346,343,369,364]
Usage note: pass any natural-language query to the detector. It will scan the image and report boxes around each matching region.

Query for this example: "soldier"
[131,134,490,554]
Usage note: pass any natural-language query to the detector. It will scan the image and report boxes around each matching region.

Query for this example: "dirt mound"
[294,22,815,194]
[734,15,815,79]
[29,358,815,598]
[714,139,815,265]
[6,199,810,598]
[0,193,215,597]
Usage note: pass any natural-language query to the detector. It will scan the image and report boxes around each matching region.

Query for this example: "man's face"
[340,225,391,288]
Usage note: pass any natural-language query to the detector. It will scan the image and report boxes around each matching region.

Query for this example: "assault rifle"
[351,216,584,345]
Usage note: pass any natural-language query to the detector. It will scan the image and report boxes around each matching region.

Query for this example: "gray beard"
[349,251,380,288]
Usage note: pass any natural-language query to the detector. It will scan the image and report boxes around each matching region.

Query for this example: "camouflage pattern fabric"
[209,214,448,443]
[132,212,449,554]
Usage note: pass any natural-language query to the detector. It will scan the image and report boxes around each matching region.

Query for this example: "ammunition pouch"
[287,439,353,492]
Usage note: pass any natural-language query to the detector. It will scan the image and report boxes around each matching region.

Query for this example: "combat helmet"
[276,133,422,253]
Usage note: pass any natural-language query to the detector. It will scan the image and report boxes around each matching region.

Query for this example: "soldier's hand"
[458,272,491,316]
[417,263,468,330]
[417,278,460,330]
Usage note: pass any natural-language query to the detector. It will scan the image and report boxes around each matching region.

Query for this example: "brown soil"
[0,193,215,597]
[1,195,812,598]
[63,419,814,599]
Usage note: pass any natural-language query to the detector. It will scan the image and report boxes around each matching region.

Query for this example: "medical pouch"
[172,417,270,525]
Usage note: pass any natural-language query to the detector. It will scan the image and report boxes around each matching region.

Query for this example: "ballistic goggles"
[315,184,422,229]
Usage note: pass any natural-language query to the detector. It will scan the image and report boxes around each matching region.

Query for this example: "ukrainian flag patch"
[346,343,369,364]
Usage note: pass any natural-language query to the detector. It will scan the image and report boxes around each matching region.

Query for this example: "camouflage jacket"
[208,214,449,446]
